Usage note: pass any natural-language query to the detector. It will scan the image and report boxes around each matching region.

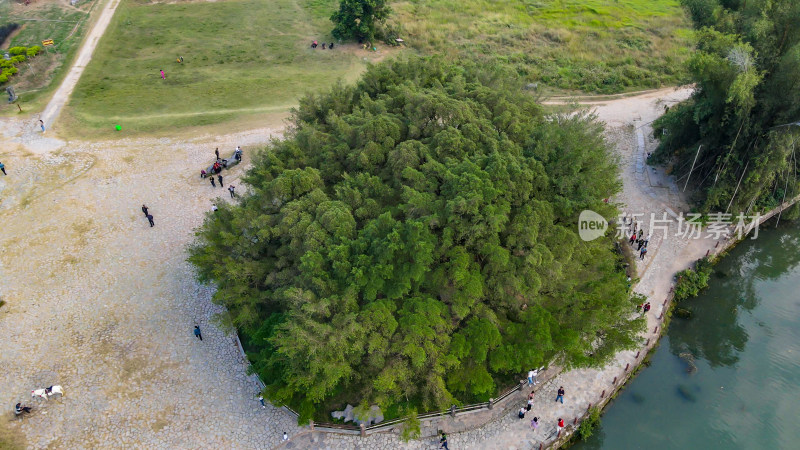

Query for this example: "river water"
[575,222,800,449]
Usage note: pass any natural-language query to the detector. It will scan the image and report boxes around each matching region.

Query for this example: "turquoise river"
[575,221,800,449]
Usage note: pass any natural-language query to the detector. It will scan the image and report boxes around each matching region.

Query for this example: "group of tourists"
[311,40,335,50]
[517,369,569,438]
[628,227,649,260]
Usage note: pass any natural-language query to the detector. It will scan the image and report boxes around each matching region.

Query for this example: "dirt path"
[39,0,121,135]
[0,86,719,449]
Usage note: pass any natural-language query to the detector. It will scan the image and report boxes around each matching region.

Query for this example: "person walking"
[141,204,149,216]
[146,214,154,227]
[526,397,534,411]
[257,395,266,409]
[557,417,565,434]
[210,176,216,187]
[39,119,45,133]
[228,185,236,198]
[215,147,220,160]
[640,247,648,260]
[637,238,644,251]
[556,386,565,403]
[0,161,6,175]
[629,232,637,245]
[439,431,449,450]
[283,432,289,442]
[530,416,539,431]
[160,69,165,80]
[644,302,651,313]
[194,325,202,341]
[518,407,526,419]
[217,174,223,187]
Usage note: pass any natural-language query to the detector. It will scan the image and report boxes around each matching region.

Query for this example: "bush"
[577,407,602,441]
[8,47,27,56]
[2,66,18,75]
[0,60,12,69]
[0,23,19,45]
[10,55,25,64]
[331,0,392,43]
[673,257,713,302]
[0,74,7,84]
[27,46,41,57]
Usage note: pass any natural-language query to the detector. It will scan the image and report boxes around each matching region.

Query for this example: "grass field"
[65,0,387,135]
[0,0,92,111]
[391,0,693,93]
[66,0,691,134]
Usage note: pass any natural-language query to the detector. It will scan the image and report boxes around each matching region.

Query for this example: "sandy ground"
[0,120,302,449]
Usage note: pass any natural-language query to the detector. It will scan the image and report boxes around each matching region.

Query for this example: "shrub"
[0,60,12,68]
[673,257,713,302]
[27,46,41,57]
[331,0,392,43]
[577,407,602,441]
[399,407,420,442]
[10,55,25,64]
[0,74,7,84]
[3,66,18,75]
[8,46,27,56]
[0,23,19,45]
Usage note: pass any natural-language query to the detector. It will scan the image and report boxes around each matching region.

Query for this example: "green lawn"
[391,0,693,93]
[67,0,691,134]
[66,0,376,134]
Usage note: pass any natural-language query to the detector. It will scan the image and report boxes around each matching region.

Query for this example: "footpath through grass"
[66,0,375,135]
[391,0,693,93]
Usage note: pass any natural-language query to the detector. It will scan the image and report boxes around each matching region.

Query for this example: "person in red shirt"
[558,417,565,433]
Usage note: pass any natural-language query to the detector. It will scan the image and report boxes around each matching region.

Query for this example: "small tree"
[331,0,391,43]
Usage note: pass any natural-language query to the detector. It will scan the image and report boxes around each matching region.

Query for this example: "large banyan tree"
[190,57,642,422]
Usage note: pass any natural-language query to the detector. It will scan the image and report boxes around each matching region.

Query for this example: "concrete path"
[39,0,121,138]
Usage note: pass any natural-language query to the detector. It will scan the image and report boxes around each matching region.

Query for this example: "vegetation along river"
[575,221,800,449]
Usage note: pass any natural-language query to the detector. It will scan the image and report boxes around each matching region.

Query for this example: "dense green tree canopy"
[654,0,800,214]
[331,0,391,43]
[190,57,642,422]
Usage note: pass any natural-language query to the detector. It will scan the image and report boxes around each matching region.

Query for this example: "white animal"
[31,385,64,400]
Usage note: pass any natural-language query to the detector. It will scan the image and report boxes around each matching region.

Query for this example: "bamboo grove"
[654,0,800,216]
[189,57,643,422]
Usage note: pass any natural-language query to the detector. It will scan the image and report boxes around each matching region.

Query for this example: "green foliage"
[654,0,800,212]
[0,45,40,85]
[190,56,643,420]
[331,0,391,43]
[399,407,420,442]
[577,407,602,441]
[674,257,713,301]
[26,46,41,57]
